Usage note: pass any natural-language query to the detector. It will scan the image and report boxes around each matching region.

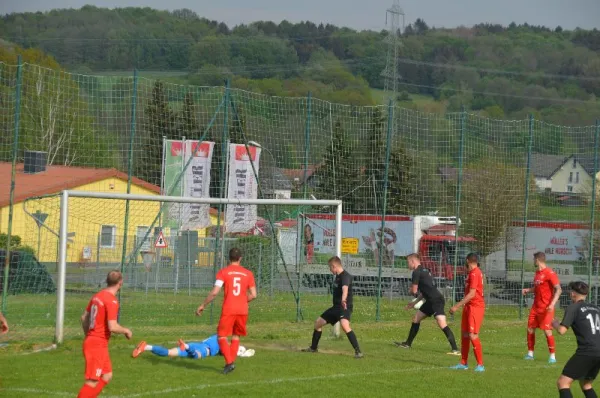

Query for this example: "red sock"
[472,337,484,366]
[527,332,536,352]
[218,337,232,365]
[546,334,556,354]
[230,339,240,363]
[461,336,470,365]
[77,383,97,398]
[92,379,107,396]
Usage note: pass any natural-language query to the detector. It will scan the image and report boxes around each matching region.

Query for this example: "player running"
[450,253,485,372]
[302,256,363,358]
[394,253,459,354]
[196,247,257,375]
[522,252,562,364]
[78,270,132,398]
[131,334,256,359]
[552,281,600,398]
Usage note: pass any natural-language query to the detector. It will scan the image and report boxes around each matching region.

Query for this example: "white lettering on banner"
[181,141,214,230]
[225,144,261,233]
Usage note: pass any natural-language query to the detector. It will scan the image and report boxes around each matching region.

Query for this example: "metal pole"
[270,205,275,298]
[2,56,22,313]
[519,114,535,320]
[174,136,186,296]
[589,119,600,289]
[258,241,263,293]
[211,80,229,324]
[452,108,466,307]
[303,92,312,199]
[376,98,394,321]
[55,191,69,344]
[118,69,138,308]
[296,214,302,322]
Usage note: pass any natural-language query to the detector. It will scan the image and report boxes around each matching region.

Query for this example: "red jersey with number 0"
[465,266,485,309]
[216,264,256,316]
[532,267,560,311]
[85,290,119,345]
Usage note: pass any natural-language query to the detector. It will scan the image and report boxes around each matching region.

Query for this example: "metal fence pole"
[519,115,535,320]
[303,92,312,199]
[375,98,394,321]
[452,108,466,308]
[2,56,22,313]
[590,120,600,290]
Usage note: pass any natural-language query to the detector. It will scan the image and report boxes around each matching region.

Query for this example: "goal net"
[26,191,342,343]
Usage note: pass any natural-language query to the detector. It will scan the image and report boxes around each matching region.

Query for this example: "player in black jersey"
[394,253,459,355]
[552,281,600,398]
[302,256,363,358]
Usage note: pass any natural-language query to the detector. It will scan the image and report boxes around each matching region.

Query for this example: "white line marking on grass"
[20,344,57,355]
[0,388,72,396]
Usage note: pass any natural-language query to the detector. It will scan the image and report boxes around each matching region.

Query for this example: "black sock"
[584,389,598,398]
[311,330,322,350]
[346,330,361,352]
[442,326,458,351]
[406,323,420,346]
[559,388,573,398]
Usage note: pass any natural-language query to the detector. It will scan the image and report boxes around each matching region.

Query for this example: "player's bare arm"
[410,283,419,296]
[551,319,568,335]
[0,311,8,334]
[450,288,476,314]
[547,284,562,311]
[341,285,349,310]
[80,310,90,334]
[108,319,132,339]
[196,285,222,316]
[522,287,532,295]
[247,286,257,303]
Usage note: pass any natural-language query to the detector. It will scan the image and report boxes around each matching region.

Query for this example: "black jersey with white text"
[561,300,600,355]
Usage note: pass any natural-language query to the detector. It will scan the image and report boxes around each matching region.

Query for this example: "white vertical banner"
[226,143,261,233]
[180,141,215,230]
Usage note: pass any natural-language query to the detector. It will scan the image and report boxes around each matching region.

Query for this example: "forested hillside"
[1,6,599,123]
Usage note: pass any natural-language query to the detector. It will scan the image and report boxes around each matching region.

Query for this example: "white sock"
[145,345,153,351]
[528,351,534,357]
[550,353,556,360]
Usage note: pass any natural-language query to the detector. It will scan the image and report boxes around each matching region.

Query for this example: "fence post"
[303,92,312,199]
[375,98,394,321]
[258,241,263,293]
[2,56,23,313]
[452,108,467,308]
[270,205,275,298]
[590,120,600,292]
[519,114,535,320]
[211,80,229,324]
[118,69,138,309]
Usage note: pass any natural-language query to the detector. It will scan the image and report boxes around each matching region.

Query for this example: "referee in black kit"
[553,281,600,398]
[302,256,363,358]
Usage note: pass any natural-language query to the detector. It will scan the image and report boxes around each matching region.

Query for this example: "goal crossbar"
[55,190,343,343]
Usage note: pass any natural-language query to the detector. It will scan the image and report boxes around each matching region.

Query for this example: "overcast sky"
[2,0,599,31]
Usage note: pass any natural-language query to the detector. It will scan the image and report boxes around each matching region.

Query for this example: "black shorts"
[562,353,600,381]
[320,306,352,325]
[419,297,446,317]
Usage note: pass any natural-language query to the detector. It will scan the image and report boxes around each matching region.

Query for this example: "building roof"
[529,153,569,179]
[260,167,293,193]
[0,162,161,208]
[281,165,318,184]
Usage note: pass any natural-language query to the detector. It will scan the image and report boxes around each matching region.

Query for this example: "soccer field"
[0,295,581,397]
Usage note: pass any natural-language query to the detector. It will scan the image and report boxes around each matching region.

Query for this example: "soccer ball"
[412,297,425,310]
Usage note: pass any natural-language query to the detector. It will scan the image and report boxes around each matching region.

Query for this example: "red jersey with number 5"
[215,264,256,315]
[85,290,119,345]
[465,266,485,309]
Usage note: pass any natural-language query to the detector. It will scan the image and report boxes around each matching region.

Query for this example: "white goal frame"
[56,190,343,343]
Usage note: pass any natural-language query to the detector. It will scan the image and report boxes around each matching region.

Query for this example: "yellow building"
[0,161,220,265]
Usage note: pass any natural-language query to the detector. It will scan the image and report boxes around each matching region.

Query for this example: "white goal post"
[55,190,343,343]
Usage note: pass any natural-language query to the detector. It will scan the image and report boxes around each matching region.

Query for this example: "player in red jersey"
[77,271,132,398]
[450,253,486,372]
[522,251,562,364]
[196,247,257,375]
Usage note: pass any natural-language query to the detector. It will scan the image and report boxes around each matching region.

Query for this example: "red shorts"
[83,339,112,380]
[461,306,485,334]
[218,314,248,337]
[528,309,554,330]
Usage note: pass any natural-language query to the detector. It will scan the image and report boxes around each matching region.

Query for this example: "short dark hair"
[328,256,342,267]
[466,252,479,264]
[569,281,589,296]
[106,270,123,287]
[407,253,420,261]
[229,247,242,262]
[534,252,546,262]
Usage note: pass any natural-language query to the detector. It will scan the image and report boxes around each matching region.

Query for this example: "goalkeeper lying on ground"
[131,334,255,359]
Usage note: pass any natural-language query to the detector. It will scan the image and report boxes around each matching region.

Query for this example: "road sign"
[154,231,168,248]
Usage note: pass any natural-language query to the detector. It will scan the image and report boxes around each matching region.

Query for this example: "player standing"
[302,256,363,358]
[552,281,600,398]
[394,253,459,354]
[0,311,8,334]
[522,252,562,363]
[196,247,257,374]
[449,253,485,372]
[78,270,132,398]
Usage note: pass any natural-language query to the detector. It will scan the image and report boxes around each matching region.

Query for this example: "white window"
[576,172,580,184]
[136,226,151,251]
[567,185,573,193]
[100,225,116,248]
[569,172,573,183]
